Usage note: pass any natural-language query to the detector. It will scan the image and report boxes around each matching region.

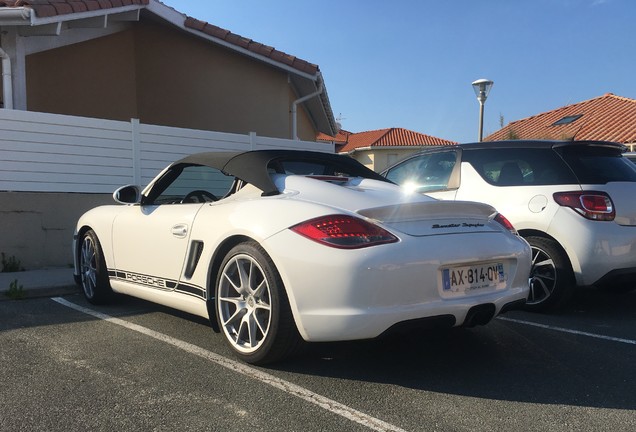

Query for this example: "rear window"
[462,148,578,186]
[556,145,636,184]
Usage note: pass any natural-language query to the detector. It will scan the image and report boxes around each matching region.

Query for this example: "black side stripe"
[176,283,206,299]
[107,268,206,300]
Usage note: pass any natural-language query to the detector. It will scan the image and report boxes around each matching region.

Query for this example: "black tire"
[525,236,575,312]
[78,229,113,304]
[215,241,301,365]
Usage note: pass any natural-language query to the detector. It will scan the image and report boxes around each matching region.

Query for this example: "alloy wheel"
[527,245,557,306]
[218,254,272,353]
[80,235,97,299]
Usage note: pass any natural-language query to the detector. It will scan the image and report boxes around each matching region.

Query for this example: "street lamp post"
[472,78,494,142]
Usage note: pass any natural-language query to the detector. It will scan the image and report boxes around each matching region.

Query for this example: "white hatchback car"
[383,140,636,312]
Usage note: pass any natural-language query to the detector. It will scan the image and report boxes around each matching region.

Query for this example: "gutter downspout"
[0,47,13,109]
[291,82,323,140]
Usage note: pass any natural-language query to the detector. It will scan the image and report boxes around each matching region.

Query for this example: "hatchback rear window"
[462,148,578,186]
[556,145,636,184]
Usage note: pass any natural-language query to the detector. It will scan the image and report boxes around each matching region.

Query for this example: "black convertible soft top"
[174,149,391,196]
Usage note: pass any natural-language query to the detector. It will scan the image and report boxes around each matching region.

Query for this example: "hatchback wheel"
[525,236,575,312]
[215,242,301,364]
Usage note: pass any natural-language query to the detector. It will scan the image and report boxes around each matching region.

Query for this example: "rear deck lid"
[358,201,502,236]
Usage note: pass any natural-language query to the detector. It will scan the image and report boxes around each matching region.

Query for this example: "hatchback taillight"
[290,215,398,249]
[553,191,615,221]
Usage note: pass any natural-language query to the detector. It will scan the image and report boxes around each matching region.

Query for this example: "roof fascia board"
[21,22,131,55]
[66,15,107,29]
[18,22,61,36]
[62,10,140,29]
[146,1,319,82]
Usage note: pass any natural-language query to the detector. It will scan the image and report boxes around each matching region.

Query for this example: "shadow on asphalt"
[2,288,634,411]
[274,288,636,411]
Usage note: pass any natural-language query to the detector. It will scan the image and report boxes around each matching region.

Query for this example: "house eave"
[0,0,337,135]
[0,5,143,28]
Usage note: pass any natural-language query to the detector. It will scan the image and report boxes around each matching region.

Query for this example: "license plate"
[442,262,505,294]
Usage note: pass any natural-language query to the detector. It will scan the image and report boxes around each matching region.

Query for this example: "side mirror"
[113,185,141,205]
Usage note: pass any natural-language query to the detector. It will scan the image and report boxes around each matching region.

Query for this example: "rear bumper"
[592,267,636,289]
[263,229,531,342]
[549,208,636,286]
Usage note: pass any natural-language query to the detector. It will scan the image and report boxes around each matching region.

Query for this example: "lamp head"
[472,78,494,103]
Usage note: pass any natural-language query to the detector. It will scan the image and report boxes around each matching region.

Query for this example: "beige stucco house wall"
[25,20,316,141]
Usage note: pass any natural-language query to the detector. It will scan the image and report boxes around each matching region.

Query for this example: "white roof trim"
[0,7,32,25]
[0,4,144,26]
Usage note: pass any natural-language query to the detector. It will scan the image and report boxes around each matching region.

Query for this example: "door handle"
[171,224,188,238]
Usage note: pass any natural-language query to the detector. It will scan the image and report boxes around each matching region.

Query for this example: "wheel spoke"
[253,279,267,299]
[237,258,251,294]
[219,297,244,327]
[222,265,242,294]
[253,306,270,335]
[245,310,258,348]
[534,257,554,268]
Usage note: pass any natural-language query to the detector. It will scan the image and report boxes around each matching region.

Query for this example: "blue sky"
[162,0,635,143]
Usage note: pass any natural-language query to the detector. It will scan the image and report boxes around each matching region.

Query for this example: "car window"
[271,159,367,178]
[624,153,636,164]
[462,148,578,186]
[384,151,457,192]
[148,165,235,205]
[557,146,636,184]
[275,161,330,175]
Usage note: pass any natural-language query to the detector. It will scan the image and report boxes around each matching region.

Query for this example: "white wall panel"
[0,109,335,192]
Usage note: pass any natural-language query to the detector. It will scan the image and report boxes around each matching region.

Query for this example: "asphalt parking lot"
[1,287,634,432]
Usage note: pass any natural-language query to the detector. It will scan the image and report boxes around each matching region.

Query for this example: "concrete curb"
[0,267,79,301]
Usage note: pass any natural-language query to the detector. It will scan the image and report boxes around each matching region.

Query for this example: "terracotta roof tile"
[319,128,456,153]
[485,93,636,144]
[68,1,88,13]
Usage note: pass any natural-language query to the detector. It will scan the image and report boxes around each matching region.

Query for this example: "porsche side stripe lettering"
[108,269,206,300]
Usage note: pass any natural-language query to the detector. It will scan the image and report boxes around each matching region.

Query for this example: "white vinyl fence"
[0,109,334,193]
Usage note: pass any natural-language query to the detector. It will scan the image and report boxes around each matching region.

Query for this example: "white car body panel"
[111,203,204,285]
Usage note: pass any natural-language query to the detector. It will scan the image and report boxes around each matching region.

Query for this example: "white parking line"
[498,316,636,345]
[52,297,407,432]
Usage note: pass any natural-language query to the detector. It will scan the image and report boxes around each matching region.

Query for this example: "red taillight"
[290,215,398,249]
[493,213,518,235]
[553,191,615,221]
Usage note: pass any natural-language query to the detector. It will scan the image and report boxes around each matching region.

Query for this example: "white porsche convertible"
[73,150,531,364]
